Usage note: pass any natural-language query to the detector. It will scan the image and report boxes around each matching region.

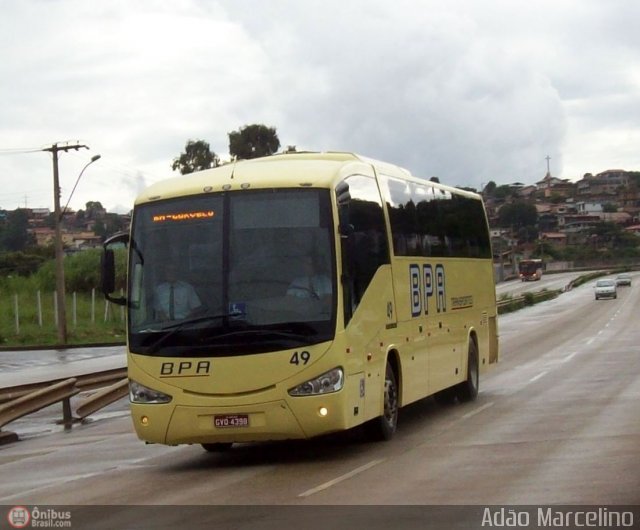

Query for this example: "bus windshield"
[127,188,336,357]
[518,259,543,281]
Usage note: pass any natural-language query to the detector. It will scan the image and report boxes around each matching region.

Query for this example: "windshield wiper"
[144,311,242,354]
[207,328,311,341]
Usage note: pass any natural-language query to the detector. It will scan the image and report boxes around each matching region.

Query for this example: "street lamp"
[53,153,101,344]
[61,154,101,220]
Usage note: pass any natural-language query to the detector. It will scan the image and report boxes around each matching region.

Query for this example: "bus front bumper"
[131,393,350,446]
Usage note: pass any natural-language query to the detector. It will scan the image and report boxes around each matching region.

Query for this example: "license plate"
[214,414,249,428]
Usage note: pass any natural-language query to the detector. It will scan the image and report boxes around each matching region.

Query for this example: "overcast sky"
[1,0,639,213]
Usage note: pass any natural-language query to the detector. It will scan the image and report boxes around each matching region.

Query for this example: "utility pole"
[42,142,89,345]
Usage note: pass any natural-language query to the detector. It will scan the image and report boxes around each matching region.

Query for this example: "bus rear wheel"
[455,340,479,402]
[366,360,399,441]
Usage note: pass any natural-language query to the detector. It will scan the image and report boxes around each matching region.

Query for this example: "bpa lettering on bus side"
[410,263,446,317]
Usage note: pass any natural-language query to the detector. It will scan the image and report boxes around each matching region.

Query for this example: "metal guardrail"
[496,270,612,313]
[0,378,80,444]
[0,369,129,445]
[0,368,127,404]
[75,378,129,420]
[496,290,561,312]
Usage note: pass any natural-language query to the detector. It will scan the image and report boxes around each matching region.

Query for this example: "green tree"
[93,213,126,241]
[85,201,105,219]
[0,251,47,276]
[590,221,638,250]
[482,181,497,196]
[93,220,107,240]
[34,248,127,292]
[172,139,219,175]
[517,225,539,243]
[497,201,538,231]
[228,124,280,160]
[494,185,517,200]
[0,209,34,251]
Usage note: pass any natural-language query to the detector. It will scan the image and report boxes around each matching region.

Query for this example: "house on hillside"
[64,232,103,251]
[540,232,567,248]
[536,172,574,199]
[576,202,603,214]
[576,170,630,196]
[600,212,632,225]
[30,226,55,246]
[625,224,640,236]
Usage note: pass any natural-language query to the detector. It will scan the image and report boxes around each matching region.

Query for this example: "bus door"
[336,175,394,416]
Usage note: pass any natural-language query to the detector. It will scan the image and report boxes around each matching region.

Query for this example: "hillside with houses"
[483,168,640,278]
[0,201,130,255]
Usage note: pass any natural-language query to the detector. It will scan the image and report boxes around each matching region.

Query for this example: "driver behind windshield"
[153,262,203,321]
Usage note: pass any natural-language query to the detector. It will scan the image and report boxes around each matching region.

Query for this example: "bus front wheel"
[366,360,399,441]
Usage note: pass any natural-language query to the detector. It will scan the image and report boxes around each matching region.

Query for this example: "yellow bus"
[101,152,498,450]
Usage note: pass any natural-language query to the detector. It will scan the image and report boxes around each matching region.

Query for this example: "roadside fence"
[0,288,124,336]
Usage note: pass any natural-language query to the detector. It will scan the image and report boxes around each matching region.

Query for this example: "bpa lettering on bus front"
[160,360,211,377]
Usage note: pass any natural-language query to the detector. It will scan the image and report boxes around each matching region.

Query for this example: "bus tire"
[455,340,479,402]
[366,360,399,441]
[201,443,233,452]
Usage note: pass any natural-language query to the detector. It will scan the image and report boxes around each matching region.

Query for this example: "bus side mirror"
[101,232,129,306]
[101,250,116,294]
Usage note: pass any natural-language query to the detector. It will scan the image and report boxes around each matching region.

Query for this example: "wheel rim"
[383,366,398,428]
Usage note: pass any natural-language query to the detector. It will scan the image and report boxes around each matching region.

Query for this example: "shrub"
[33,248,127,293]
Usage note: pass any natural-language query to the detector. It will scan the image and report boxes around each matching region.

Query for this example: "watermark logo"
[7,507,30,529]
[481,507,635,528]
[6,506,72,528]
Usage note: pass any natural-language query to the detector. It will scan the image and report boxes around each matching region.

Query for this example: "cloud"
[221,1,567,187]
[0,0,639,212]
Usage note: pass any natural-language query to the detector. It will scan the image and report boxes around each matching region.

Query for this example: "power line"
[0,188,50,198]
[0,147,44,155]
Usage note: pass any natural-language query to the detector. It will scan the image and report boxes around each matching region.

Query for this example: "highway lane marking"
[461,402,495,420]
[0,472,106,503]
[298,458,386,497]
[562,351,579,363]
[529,371,548,383]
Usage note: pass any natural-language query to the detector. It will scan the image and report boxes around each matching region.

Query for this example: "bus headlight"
[129,380,173,404]
[288,367,344,396]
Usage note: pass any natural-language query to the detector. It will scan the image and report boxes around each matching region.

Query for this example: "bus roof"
[135,152,480,205]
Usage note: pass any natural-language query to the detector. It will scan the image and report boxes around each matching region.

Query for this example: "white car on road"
[594,278,617,300]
